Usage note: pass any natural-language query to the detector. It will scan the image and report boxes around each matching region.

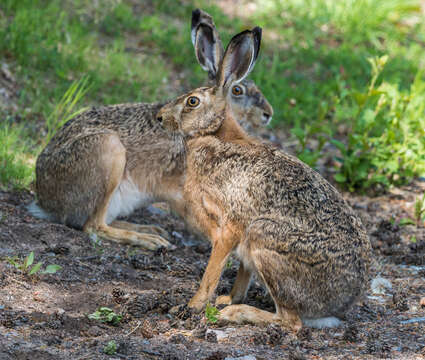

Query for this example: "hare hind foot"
[90,224,173,250]
[218,304,302,332]
[215,295,232,306]
[111,220,169,239]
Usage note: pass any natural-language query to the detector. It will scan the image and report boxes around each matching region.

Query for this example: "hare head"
[158,27,263,138]
[191,9,272,128]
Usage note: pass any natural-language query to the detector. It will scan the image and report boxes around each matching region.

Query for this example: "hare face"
[228,80,273,128]
[158,87,226,138]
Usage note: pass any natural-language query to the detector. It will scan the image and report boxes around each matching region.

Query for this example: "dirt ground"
[0,167,424,360]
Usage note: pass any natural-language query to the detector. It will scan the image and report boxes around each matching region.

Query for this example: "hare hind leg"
[82,134,171,250]
[218,219,303,331]
[111,220,169,240]
[216,262,252,306]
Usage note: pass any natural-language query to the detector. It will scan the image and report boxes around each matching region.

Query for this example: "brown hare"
[28,10,273,251]
[157,27,371,331]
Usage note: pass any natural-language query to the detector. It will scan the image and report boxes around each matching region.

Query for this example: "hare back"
[42,102,164,157]
[186,137,369,250]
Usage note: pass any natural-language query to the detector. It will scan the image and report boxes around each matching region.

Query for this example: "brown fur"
[157,27,371,331]
[30,12,272,250]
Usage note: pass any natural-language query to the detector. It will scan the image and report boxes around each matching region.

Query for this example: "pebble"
[205,328,234,341]
[371,277,392,295]
[225,356,256,360]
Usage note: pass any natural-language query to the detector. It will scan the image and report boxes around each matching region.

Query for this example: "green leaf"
[29,262,43,275]
[88,307,122,325]
[399,218,415,226]
[330,139,347,155]
[334,173,347,183]
[24,252,34,269]
[41,264,62,274]
[362,109,376,127]
[205,303,220,324]
[104,340,117,355]
[6,256,21,269]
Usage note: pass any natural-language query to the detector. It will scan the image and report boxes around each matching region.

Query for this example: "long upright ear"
[191,9,224,80]
[217,27,262,89]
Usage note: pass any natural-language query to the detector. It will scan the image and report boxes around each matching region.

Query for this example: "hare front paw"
[215,295,232,306]
[188,297,207,313]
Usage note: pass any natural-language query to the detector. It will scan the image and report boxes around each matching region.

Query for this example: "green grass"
[0,122,36,190]
[0,0,424,191]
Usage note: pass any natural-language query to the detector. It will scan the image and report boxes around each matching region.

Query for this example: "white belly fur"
[106,177,152,224]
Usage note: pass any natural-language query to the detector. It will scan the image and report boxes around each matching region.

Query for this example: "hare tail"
[27,201,56,222]
[303,317,342,328]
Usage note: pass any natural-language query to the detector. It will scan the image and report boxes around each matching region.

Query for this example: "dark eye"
[186,96,200,107]
[232,85,243,96]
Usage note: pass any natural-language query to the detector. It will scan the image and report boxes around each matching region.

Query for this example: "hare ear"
[217,27,262,89]
[191,9,224,80]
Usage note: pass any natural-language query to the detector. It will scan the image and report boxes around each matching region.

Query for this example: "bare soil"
[0,174,424,360]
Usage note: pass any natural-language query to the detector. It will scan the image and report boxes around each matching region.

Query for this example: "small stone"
[87,326,102,337]
[56,308,65,315]
[169,333,186,344]
[371,277,392,295]
[366,334,391,355]
[393,291,409,312]
[266,323,286,345]
[205,351,227,360]
[288,348,306,360]
[155,319,171,333]
[192,325,207,338]
[420,297,425,308]
[342,323,359,342]
[205,330,218,343]
[297,327,311,341]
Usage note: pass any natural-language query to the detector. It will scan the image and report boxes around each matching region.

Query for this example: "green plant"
[103,340,117,355]
[399,217,415,226]
[88,307,122,326]
[45,77,91,144]
[332,55,425,192]
[0,123,35,190]
[414,193,425,225]
[5,251,62,276]
[291,101,332,168]
[205,303,219,324]
[89,233,104,255]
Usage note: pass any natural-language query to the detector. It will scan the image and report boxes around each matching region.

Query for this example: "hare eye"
[232,85,243,96]
[186,96,200,107]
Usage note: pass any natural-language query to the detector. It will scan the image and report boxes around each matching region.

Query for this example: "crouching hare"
[28,9,273,251]
[157,27,371,331]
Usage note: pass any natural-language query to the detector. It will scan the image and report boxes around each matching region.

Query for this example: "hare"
[28,9,273,251]
[157,27,371,331]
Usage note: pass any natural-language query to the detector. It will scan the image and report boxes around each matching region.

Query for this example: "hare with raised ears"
[28,9,273,251]
[191,9,272,129]
[157,27,371,331]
